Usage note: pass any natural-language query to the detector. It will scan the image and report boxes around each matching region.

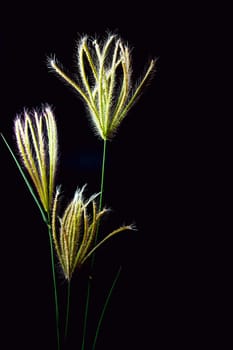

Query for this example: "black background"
[0,2,215,350]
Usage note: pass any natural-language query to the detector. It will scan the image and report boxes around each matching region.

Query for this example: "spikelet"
[14,105,58,214]
[52,185,134,280]
[49,34,155,140]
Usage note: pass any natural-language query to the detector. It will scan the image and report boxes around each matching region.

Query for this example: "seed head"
[14,105,58,213]
[52,185,134,280]
[49,34,155,140]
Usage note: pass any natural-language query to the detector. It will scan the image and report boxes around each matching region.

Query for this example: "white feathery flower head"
[49,33,155,140]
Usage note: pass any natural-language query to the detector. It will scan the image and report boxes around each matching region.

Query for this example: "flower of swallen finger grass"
[52,185,135,281]
[49,34,156,140]
[14,105,58,214]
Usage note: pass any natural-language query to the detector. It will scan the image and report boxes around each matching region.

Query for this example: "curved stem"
[81,138,107,350]
[65,281,71,341]
[48,221,60,350]
[92,266,122,350]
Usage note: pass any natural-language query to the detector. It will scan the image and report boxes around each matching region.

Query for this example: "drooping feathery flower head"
[52,185,134,281]
[49,33,155,140]
[14,105,58,214]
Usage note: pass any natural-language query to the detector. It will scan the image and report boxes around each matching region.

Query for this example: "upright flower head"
[14,105,58,214]
[52,185,134,280]
[49,34,155,140]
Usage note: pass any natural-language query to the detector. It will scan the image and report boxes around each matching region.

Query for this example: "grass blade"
[92,266,122,350]
[0,132,47,223]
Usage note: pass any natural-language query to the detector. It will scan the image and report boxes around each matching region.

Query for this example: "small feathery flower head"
[14,105,58,214]
[48,33,155,140]
[52,185,134,281]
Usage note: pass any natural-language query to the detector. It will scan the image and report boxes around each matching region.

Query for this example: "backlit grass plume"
[14,105,58,214]
[52,185,134,281]
[49,34,155,140]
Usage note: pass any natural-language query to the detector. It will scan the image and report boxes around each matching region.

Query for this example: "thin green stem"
[48,221,60,350]
[93,138,107,256]
[99,138,107,214]
[65,281,71,341]
[92,266,122,350]
[81,138,107,350]
[0,133,47,223]
[81,278,91,350]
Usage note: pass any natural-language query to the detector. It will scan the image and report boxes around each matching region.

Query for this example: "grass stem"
[98,138,107,214]
[1,133,60,349]
[81,279,91,350]
[81,138,107,350]
[65,281,71,341]
[48,221,60,350]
